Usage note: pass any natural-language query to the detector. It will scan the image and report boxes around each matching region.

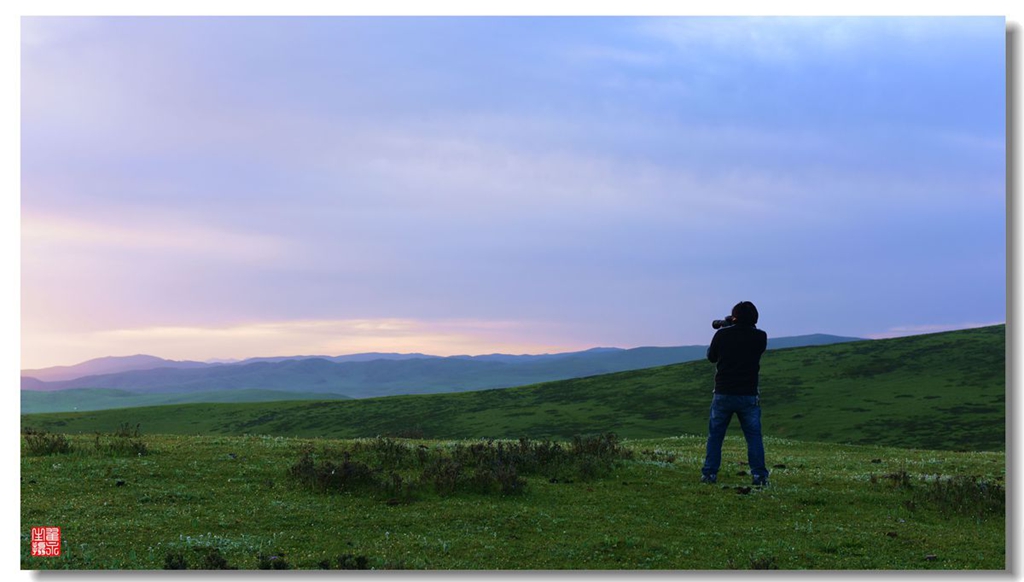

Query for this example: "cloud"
[299,116,834,228]
[562,44,665,67]
[637,16,999,65]
[21,212,295,265]
[21,318,583,369]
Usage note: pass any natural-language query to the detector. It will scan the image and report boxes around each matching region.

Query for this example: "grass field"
[20,432,1003,570]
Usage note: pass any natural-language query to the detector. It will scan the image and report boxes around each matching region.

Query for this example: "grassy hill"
[22,325,1005,452]
[20,388,351,414]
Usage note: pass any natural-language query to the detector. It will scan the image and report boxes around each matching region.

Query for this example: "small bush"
[917,474,1004,518]
[749,555,780,570]
[318,553,371,570]
[351,437,415,467]
[467,460,526,495]
[23,431,73,456]
[877,468,913,489]
[196,548,236,570]
[728,554,780,570]
[872,469,1004,519]
[163,548,236,570]
[163,551,188,570]
[494,461,526,494]
[256,551,291,570]
[383,471,413,500]
[288,447,380,493]
[94,431,149,457]
[421,457,462,496]
[196,549,234,569]
[98,436,149,456]
[571,432,629,459]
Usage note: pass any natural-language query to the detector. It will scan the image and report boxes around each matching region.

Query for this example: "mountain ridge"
[21,334,864,403]
[21,354,211,382]
[23,333,862,384]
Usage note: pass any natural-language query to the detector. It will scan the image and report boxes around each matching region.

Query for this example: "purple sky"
[20,16,1006,369]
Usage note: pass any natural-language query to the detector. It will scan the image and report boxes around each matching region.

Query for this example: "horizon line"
[21,323,1006,371]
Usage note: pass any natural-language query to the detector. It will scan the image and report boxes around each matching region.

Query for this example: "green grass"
[21,432,1004,570]
[21,388,351,414]
[22,325,1006,452]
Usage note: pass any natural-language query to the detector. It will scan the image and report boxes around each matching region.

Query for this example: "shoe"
[752,478,769,487]
[700,474,717,484]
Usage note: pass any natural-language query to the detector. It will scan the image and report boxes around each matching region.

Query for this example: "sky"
[19,15,1006,369]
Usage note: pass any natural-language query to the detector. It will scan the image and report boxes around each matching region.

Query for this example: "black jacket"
[706,324,767,396]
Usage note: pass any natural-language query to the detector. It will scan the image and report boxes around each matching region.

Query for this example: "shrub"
[163,551,188,570]
[466,460,526,495]
[493,461,526,495]
[872,469,1004,519]
[196,548,236,570]
[917,474,1004,518]
[256,551,291,570]
[354,436,415,468]
[288,447,379,493]
[421,457,462,496]
[96,435,149,457]
[318,554,371,569]
[728,554,780,570]
[749,554,780,570]
[383,471,406,497]
[163,548,236,570]
[571,432,630,459]
[23,431,73,456]
[93,429,149,457]
[872,467,913,489]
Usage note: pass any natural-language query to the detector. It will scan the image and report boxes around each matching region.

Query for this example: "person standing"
[700,301,769,487]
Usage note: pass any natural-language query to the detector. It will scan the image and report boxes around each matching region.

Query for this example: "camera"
[711,316,736,329]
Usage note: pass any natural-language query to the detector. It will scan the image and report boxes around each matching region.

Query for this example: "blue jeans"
[701,393,768,482]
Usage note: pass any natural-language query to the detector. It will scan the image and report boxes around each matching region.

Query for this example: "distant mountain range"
[21,352,438,383]
[22,354,212,383]
[21,334,861,413]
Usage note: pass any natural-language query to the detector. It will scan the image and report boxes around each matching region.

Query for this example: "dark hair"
[731,301,759,325]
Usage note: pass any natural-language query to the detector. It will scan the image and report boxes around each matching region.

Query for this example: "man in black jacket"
[700,301,769,486]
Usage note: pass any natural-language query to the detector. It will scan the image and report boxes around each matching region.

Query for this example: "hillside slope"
[23,325,1004,452]
[22,334,862,400]
[20,388,351,414]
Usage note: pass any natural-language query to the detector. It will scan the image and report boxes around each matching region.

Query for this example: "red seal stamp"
[30,527,61,557]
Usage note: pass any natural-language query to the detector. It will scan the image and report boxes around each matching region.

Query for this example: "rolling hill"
[21,334,862,409]
[20,388,351,415]
[22,325,1004,452]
